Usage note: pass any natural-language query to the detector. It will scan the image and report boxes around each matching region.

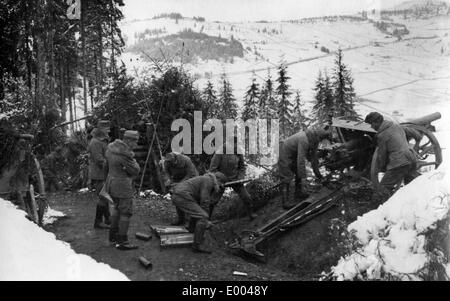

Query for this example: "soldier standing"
[277,127,331,209]
[162,152,199,225]
[364,112,420,202]
[209,137,257,220]
[105,130,141,250]
[171,172,227,253]
[87,120,110,229]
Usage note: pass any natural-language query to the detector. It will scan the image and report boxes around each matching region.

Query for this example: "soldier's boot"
[281,184,295,210]
[171,208,186,226]
[94,205,110,229]
[192,219,212,254]
[115,220,138,250]
[188,217,198,233]
[108,214,119,244]
[295,178,310,201]
[103,205,111,225]
[245,203,258,220]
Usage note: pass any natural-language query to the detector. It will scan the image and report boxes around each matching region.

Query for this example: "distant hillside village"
[126,1,450,64]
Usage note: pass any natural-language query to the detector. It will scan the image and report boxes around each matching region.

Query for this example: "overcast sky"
[121,0,417,22]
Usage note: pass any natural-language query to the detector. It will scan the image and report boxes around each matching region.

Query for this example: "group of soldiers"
[87,111,420,253]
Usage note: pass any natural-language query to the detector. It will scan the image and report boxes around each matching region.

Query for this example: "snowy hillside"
[120,13,450,120]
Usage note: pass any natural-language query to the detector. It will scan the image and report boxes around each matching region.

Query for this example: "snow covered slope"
[120,14,450,118]
[0,199,129,281]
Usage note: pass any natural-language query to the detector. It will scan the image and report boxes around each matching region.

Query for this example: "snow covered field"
[120,14,450,119]
[0,199,129,281]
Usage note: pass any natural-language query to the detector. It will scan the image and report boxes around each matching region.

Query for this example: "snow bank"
[330,164,450,281]
[0,199,129,281]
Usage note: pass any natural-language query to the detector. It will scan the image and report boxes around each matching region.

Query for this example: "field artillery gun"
[319,112,442,188]
[230,112,443,261]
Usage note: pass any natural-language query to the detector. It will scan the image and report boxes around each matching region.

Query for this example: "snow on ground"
[42,207,66,226]
[120,15,450,115]
[330,164,450,280]
[0,199,129,281]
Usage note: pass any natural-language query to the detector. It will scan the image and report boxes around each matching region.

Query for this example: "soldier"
[42,146,67,192]
[209,137,257,220]
[277,127,331,210]
[162,152,199,226]
[171,172,227,253]
[87,120,111,229]
[364,112,420,202]
[105,130,141,250]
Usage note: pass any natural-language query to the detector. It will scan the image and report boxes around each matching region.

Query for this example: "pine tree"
[203,80,218,119]
[332,48,358,119]
[312,70,334,125]
[276,61,293,139]
[259,70,277,119]
[241,74,260,121]
[217,73,238,120]
[292,90,310,134]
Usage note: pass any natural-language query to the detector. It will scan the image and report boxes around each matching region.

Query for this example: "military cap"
[97,120,110,129]
[123,130,139,140]
[364,112,384,124]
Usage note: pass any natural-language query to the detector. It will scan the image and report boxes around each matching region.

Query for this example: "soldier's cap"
[364,112,384,124]
[213,172,228,184]
[165,152,181,161]
[97,120,110,129]
[123,130,139,140]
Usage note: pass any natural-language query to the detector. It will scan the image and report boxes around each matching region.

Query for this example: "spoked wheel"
[405,124,442,173]
[370,124,443,189]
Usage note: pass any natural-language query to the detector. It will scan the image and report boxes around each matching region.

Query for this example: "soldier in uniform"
[105,130,141,250]
[87,120,111,229]
[365,112,420,202]
[162,152,199,225]
[277,127,331,209]
[209,137,257,220]
[171,172,227,253]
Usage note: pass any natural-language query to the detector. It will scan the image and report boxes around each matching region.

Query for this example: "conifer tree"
[292,90,310,134]
[312,70,334,124]
[276,61,293,139]
[202,80,218,119]
[217,73,238,120]
[259,70,277,119]
[332,48,358,119]
[241,74,260,121]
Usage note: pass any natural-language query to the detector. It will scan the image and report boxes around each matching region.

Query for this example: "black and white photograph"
[1,0,450,284]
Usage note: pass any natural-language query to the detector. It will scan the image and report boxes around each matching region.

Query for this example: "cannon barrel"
[404,112,441,126]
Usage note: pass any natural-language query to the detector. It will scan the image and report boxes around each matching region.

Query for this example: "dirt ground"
[44,190,298,281]
[44,179,377,281]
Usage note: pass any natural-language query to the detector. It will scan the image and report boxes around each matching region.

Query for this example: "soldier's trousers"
[230,183,252,208]
[110,196,133,237]
[277,143,300,184]
[91,179,108,207]
[171,194,209,220]
[377,163,420,200]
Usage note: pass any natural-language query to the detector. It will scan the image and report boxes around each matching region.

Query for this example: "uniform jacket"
[376,120,417,171]
[209,147,246,181]
[163,153,199,183]
[172,173,223,209]
[87,128,108,180]
[279,130,322,179]
[105,139,140,198]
